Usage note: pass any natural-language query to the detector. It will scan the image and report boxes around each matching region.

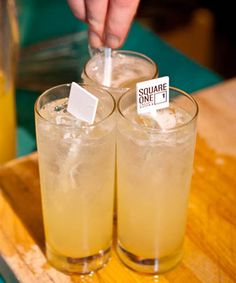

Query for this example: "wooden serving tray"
[0,79,236,282]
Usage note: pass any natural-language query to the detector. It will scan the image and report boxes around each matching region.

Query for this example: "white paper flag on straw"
[67,82,98,124]
[136,76,169,114]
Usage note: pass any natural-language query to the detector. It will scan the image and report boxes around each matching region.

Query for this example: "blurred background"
[136,0,235,78]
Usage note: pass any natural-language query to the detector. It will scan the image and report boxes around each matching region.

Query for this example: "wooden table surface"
[0,79,236,283]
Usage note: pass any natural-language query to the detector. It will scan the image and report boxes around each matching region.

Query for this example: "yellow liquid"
[117,105,196,259]
[36,97,115,259]
[0,73,16,164]
[82,53,157,100]
[42,182,113,258]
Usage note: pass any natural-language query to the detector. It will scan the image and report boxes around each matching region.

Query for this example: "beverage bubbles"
[82,50,158,100]
[35,84,116,274]
[116,87,198,274]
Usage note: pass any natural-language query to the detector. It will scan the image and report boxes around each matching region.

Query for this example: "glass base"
[117,242,183,274]
[46,244,111,275]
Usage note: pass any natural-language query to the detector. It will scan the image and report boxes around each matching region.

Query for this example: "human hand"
[67,0,140,48]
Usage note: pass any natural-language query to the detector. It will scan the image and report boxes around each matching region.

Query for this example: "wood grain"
[193,78,236,156]
[0,79,236,282]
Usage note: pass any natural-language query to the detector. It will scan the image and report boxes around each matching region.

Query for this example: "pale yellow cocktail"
[82,50,158,100]
[117,87,198,274]
[82,51,158,218]
[35,84,116,274]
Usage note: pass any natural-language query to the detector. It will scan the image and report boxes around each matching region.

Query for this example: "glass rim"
[117,86,199,133]
[84,50,159,89]
[35,83,116,129]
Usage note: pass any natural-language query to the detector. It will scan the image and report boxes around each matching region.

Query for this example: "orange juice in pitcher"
[0,0,19,164]
[0,73,16,163]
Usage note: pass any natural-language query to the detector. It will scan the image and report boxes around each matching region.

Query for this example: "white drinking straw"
[103,47,112,87]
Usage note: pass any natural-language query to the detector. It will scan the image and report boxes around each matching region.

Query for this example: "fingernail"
[89,31,103,48]
[105,34,120,48]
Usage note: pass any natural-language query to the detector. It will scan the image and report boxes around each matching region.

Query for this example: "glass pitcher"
[0,0,19,164]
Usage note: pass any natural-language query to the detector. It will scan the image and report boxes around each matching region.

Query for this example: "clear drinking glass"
[35,84,116,274]
[0,0,19,164]
[116,87,198,274]
[82,50,158,100]
[82,50,158,219]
